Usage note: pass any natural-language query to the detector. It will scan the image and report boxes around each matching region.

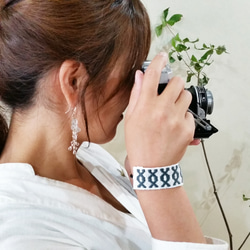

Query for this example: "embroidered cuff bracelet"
[133,163,183,190]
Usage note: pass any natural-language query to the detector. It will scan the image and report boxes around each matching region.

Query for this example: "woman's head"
[0,0,151,151]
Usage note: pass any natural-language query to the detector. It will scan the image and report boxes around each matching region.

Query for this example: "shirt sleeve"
[152,237,229,250]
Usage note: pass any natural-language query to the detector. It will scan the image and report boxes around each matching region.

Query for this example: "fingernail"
[135,70,142,82]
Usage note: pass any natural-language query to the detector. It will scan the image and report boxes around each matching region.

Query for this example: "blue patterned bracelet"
[133,163,183,190]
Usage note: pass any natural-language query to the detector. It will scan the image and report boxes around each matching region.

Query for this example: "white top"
[0,142,228,250]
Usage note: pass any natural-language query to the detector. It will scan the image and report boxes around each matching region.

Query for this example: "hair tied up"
[2,0,22,10]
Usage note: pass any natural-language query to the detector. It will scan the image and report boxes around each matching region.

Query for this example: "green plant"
[243,194,250,201]
[155,7,227,87]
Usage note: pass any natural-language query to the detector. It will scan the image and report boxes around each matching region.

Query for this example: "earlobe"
[59,60,88,108]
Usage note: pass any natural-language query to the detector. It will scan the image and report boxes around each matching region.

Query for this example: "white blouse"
[0,142,228,249]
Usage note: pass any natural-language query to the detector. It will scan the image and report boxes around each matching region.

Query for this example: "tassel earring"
[68,107,81,155]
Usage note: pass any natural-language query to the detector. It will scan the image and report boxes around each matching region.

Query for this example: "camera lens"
[187,86,214,116]
[206,90,214,115]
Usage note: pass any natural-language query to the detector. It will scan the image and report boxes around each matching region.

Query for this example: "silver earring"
[68,107,81,155]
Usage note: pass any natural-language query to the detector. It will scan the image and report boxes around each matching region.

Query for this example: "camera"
[142,61,218,139]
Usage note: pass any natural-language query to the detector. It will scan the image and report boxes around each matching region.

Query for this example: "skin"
[125,53,205,243]
[0,60,129,213]
[0,53,205,243]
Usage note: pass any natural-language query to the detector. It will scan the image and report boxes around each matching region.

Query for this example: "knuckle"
[153,109,168,124]
[183,89,192,105]
[145,68,160,79]
[184,89,192,100]
[171,76,185,89]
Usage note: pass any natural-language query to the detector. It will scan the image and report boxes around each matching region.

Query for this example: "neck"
[0,107,85,183]
[0,108,130,213]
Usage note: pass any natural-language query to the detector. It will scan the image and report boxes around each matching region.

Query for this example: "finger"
[141,52,168,99]
[159,76,186,104]
[126,70,143,118]
[185,111,196,138]
[189,139,201,145]
[175,89,192,116]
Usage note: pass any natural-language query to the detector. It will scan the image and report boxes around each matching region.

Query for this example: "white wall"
[103,0,250,248]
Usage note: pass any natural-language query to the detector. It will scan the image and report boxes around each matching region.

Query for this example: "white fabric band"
[133,163,183,190]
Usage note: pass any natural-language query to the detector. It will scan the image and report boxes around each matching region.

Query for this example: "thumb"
[126,70,143,118]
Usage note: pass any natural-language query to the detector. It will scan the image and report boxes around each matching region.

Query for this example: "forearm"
[125,53,207,245]
[136,187,206,243]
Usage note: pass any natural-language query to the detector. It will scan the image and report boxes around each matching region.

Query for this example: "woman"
[0,0,228,249]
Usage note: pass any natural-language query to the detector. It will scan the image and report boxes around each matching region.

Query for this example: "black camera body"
[142,61,218,139]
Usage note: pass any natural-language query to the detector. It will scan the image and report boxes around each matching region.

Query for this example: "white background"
[103,0,250,249]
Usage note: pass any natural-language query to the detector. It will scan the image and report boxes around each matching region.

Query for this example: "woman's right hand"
[124,53,205,243]
[125,52,195,169]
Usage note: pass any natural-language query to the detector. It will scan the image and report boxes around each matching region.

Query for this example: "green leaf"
[195,43,209,51]
[204,61,213,66]
[168,50,176,63]
[163,8,170,20]
[172,33,182,43]
[155,24,163,37]
[243,194,250,201]
[202,73,209,83]
[169,56,176,63]
[183,37,199,44]
[171,34,182,48]
[191,55,198,63]
[187,72,195,82]
[203,43,209,49]
[194,63,202,72]
[183,38,190,43]
[198,74,209,86]
[168,50,176,58]
[177,55,183,61]
[171,38,176,48]
[190,38,199,44]
[200,49,214,61]
[216,45,227,55]
[167,14,183,26]
[176,44,187,52]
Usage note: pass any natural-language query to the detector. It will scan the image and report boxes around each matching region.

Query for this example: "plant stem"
[201,139,233,250]
[198,53,213,85]
[166,25,198,78]
[238,232,250,250]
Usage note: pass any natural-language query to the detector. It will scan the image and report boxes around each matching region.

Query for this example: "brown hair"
[0,0,151,153]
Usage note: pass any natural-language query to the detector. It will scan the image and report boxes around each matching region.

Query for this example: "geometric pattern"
[133,164,183,190]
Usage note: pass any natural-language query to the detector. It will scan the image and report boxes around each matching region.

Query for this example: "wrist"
[133,163,183,190]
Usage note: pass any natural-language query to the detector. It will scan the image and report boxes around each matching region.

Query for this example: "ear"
[58,60,88,108]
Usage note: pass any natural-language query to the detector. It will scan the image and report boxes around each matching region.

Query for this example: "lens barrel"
[187,86,214,116]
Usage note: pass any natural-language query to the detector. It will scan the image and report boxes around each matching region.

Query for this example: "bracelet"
[133,163,183,190]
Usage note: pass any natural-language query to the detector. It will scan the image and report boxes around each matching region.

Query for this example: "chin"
[90,128,117,145]
[100,131,117,144]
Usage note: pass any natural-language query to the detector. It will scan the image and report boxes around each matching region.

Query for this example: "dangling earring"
[67,107,81,155]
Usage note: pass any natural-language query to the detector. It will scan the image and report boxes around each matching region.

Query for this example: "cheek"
[80,87,130,143]
[97,97,127,133]
[107,94,129,119]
